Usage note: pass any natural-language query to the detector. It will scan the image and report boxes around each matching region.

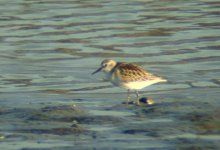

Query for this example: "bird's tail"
[157,77,167,83]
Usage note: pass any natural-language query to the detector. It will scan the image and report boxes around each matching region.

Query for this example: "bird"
[92,59,167,105]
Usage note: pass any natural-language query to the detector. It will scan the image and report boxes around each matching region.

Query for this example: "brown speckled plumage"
[110,62,161,83]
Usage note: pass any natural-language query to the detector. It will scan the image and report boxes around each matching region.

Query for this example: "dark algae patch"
[180,109,220,135]
[16,127,84,135]
[3,105,87,135]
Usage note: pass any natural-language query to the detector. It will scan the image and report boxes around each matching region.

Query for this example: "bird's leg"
[135,90,140,105]
[127,89,131,103]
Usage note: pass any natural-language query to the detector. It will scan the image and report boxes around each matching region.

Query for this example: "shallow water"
[0,0,220,149]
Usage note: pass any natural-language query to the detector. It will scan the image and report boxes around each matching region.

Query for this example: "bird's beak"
[92,67,103,75]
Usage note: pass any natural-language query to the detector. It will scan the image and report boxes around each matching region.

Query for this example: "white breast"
[121,79,165,90]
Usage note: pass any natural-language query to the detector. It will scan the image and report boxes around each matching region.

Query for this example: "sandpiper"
[92,59,167,105]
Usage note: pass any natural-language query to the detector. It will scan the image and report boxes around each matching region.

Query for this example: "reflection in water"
[0,0,220,149]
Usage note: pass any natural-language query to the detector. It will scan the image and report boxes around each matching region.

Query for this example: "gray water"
[0,0,220,149]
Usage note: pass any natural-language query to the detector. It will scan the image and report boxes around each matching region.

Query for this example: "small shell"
[139,97,154,105]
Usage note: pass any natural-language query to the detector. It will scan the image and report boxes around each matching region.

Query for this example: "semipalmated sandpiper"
[92,59,167,105]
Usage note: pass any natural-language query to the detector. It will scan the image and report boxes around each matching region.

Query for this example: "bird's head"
[92,59,117,74]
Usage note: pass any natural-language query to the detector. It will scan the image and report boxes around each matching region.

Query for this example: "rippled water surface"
[0,0,220,149]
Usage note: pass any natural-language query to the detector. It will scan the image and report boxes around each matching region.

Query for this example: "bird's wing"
[115,63,157,82]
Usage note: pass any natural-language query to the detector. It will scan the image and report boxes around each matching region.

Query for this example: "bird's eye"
[103,64,107,67]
